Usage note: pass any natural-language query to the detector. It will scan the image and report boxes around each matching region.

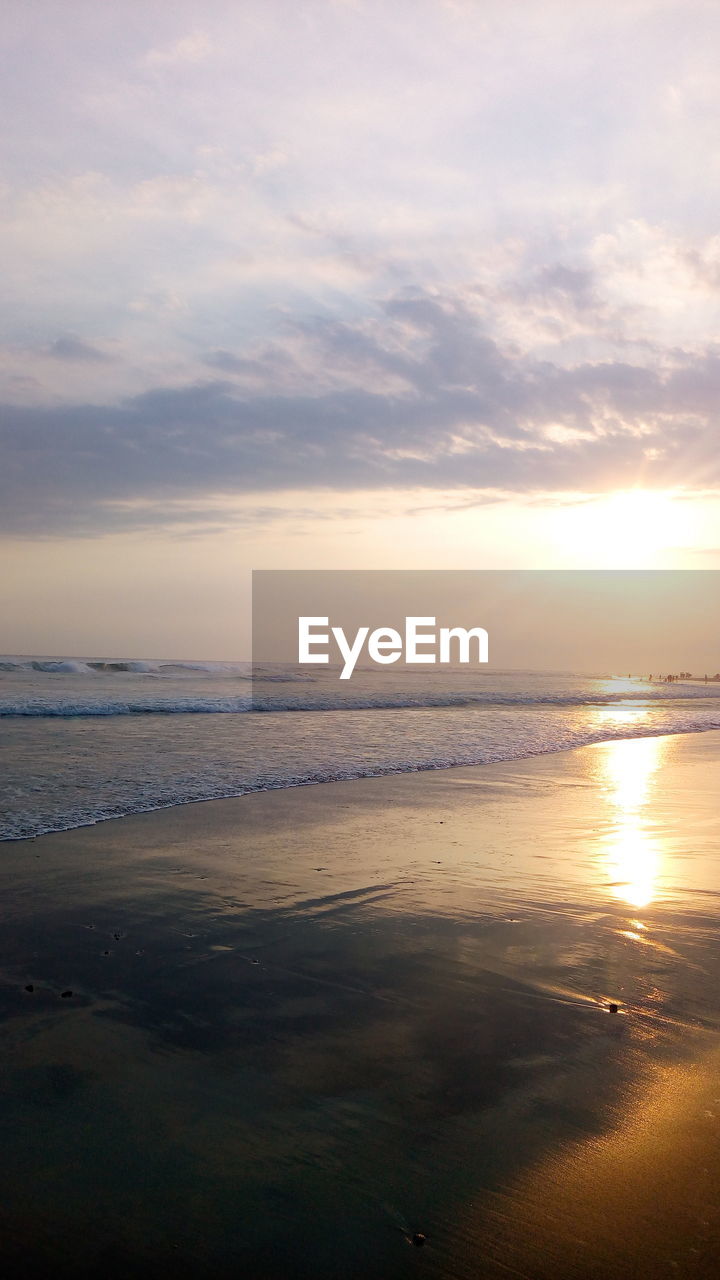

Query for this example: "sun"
[562,488,692,567]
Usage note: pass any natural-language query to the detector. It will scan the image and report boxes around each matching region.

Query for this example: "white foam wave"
[3,686,720,718]
[0,656,251,677]
[2,716,719,842]
[0,696,252,717]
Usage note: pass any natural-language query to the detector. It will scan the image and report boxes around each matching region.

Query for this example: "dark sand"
[1,731,720,1277]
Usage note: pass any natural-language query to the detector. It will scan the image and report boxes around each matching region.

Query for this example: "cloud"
[46,335,113,362]
[201,348,299,380]
[3,1,720,540]
[141,31,212,68]
[509,265,601,317]
[3,291,720,534]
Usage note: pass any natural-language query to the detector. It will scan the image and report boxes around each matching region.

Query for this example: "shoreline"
[4,718,720,847]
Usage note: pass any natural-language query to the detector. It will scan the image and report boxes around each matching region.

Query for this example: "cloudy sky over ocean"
[3,0,720,653]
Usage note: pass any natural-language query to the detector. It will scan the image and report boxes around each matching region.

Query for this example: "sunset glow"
[600,735,666,908]
[558,490,696,569]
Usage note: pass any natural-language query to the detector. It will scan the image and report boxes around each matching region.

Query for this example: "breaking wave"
[0,657,252,676]
[2,688,720,718]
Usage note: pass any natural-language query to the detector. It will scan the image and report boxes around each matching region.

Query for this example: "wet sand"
[1,730,720,1277]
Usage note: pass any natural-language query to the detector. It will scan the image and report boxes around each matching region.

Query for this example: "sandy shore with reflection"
[1,730,719,1278]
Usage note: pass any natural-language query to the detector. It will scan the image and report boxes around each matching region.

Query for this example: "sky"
[2,0,720,656]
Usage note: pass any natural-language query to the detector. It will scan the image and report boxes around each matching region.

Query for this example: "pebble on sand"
[608,1002,619,1014]
[60,990,73,998]
[24,984,34,993]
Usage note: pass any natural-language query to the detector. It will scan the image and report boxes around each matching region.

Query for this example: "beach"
[2,729,720,1277]
[6,1,720,1273]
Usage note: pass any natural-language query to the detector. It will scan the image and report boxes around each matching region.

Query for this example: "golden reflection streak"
[594,720,666,908]
[466,1046,720,1279]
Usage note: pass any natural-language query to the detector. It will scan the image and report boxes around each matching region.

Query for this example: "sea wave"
[2,688,720,717]
[2,715,719,842]
[0,656,252,676]
[0,697,253,716]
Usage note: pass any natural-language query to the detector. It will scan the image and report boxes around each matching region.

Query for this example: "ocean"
[3,658,720,842]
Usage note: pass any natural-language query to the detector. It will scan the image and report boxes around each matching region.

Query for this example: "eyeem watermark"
[299,616,489,679]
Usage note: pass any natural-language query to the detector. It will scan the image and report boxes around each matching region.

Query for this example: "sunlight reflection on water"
[592,707,666,909]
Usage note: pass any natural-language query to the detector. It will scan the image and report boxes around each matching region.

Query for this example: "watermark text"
[298,616,489,679]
